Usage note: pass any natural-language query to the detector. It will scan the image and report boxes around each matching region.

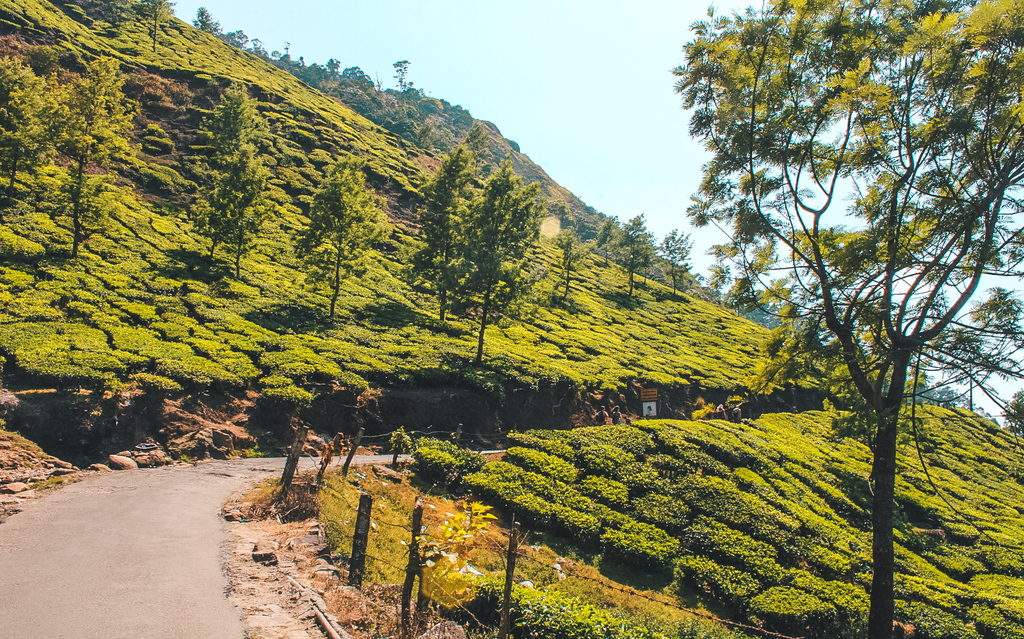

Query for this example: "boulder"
[211,428,235,452]
[50,468,76,476]
[107,455,138,470]
[87,464,112,472]
[417,621,468,639]
[0,482,29,494]
[372,465,405,483]
[252,540,279,565]
[50,459,73,469]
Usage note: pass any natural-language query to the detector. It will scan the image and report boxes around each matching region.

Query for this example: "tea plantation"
[0,0,775,407]
[414,407,1024,639]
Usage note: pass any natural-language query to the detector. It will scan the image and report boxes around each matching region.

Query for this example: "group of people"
[594,405,630,425]
[712,404,743,422]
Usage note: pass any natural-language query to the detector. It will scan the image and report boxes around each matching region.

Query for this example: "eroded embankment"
[3,377,821,465]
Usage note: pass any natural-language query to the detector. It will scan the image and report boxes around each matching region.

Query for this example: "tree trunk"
[70,159,86,259]
[867,409,898,639]
[867,356,910,639]
[628,270,634,297]
[439,285,447,322]
[330,259,341,319]
[234,224,244,278]
[7,147,20,200]
[474,289,491,365]
[563,271,570,300]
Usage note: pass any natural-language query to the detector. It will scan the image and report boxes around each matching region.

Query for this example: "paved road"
[0,456,391,639]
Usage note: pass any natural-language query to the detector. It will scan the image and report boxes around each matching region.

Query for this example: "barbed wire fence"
[319,470,804,639]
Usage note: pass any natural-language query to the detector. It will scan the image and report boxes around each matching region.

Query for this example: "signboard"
[640,388,658,401]
[642,401,657,417]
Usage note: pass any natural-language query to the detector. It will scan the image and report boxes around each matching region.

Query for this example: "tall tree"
[554,229,588,300]
[659,229,692,295]
[620,214,654,297]
[194,85,270,277]
[140,0,175,53]
[0,58,53,208]
[677,1,1024,636]
[54,57,134,258]
[192,6,221,35]
[459,160,543,365]
[595,218,619,266]
[296,158,388,318]
[203,84,263,159]
[393,60,411,91]
[412,145,475,321]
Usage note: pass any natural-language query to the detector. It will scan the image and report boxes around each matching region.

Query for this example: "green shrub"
[674,555,761,610]
[505,446,577,484]
[507,430,575,459]
[578,444,635,477]
[0,225,45,259]
[464,579,666,639]
[631,493,689,534]
[570,425,652,457]
[970,605,1024,639]
[578,475,629,508]
[748,586,836,637]
[602,520,678,570]
[897,601,980,639]
[684,517,783,583]
[413,438,484,489]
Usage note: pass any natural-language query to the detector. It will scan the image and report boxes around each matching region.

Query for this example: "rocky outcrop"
[107,454,138,470]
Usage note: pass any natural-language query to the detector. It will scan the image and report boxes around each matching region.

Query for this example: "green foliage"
[457,159,544,365]
[53,56,135,258]
[471,409,1024,638]
[748,586,835,637]
[897,601,980,639]
[504,446,577,484]
[412,437,484,489]
[602,519,679,570]
[411,145,475,322]
[296,157,387,318]
[467,579,668,639]
[618,214,655,297]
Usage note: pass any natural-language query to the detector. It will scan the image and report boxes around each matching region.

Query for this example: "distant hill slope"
[0,0,779,459]
[453,407,1024,639]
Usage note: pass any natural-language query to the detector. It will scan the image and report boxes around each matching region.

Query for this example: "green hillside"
[423,407,1024,639]
[0,0,768,426]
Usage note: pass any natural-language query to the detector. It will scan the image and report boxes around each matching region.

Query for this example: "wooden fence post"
[498,516,518,639]
[348,492,373,589]
[279,425,309,498]
[401,500,423,638]
[342,427,365,477]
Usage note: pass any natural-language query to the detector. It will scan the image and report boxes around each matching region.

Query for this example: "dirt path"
[0,456,389,639]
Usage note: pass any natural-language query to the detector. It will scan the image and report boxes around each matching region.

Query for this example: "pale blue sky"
[172,0,749,272]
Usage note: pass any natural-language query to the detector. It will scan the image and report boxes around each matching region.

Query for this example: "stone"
[223,509,244,521]
[253,540,280,564]
[372,465,405,483]
[87,464,112,472]
[50,468,76,476]
[417,621,468,639]
[0,482,29,494]
[211,429,235,454]
[50,459,73,469]
[107,455,138,470]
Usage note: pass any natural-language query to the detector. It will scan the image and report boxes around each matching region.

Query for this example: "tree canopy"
[677,0,1024,636]
[297,158,388,318]
[458,160,543,365]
